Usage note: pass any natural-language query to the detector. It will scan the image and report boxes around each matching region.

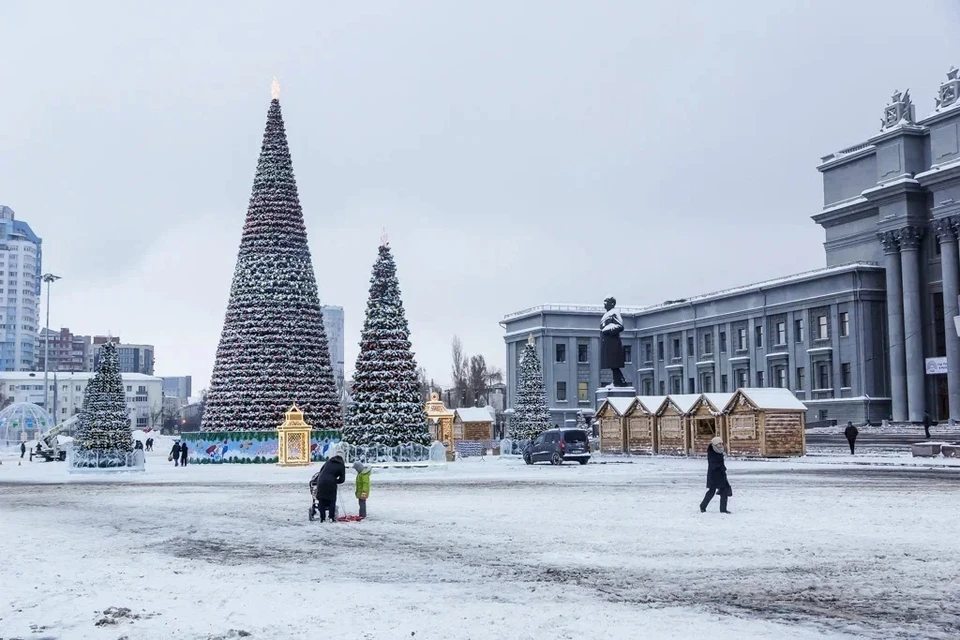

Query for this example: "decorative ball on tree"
[341,239,431,447]
[73,341,133,454]
[201,79,341,433]
[510,335,550,442]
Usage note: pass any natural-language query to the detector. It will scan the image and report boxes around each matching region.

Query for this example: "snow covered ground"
[2,445,959,640]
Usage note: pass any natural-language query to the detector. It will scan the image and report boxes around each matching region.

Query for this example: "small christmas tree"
[342,240,431,447]
[73,342,132,454]
[201,79,341,432]
[510,335,550,442]
[575,410,588,432]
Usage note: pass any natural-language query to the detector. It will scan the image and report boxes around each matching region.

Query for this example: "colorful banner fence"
[181,430,341,464]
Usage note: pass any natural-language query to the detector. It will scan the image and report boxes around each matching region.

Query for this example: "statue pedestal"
[595,386,636,405]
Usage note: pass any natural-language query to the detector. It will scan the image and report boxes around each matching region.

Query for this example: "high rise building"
[161,375,192,400]
[36,327,91,372]
[90,336,154,375]
[0,206,41,372]
[321,305,345,392]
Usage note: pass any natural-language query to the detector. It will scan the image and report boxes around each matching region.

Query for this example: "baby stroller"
[308,471,329,521]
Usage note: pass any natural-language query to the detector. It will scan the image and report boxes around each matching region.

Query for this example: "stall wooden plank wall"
[656,401,688,455]
[689,399,723,456]
[597,401,628,454]
[625,411,656,454]
[762,411,805,457]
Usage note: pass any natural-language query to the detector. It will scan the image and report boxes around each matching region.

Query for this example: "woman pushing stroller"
[310,450,346,522]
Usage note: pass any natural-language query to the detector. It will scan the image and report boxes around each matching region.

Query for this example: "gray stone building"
[502,66,960,427]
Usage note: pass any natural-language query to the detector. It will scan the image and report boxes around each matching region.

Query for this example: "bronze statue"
[600,296,628,387]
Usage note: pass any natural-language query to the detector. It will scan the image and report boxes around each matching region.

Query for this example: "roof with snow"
[600,397,636,416]
[455,407,494,423]
[666,394,701,414]
[634,395,667,414]
[727,388,807,412]
[502,262,882,322]
[702,393,734,412]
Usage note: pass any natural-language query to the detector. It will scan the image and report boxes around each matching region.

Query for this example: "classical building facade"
[502,66,960,427]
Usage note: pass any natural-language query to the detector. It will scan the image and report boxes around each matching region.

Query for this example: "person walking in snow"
[353,461,372,519]
[844,422,859,455]
[313,451,346,522]
[170,440,182,466]
[179,441,188,467]
[20,441,26,458]
[700,437,732,514]
[922,413,934,440]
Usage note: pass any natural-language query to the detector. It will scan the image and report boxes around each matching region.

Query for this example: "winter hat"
[711,437,723,447]
[352,461,365,473]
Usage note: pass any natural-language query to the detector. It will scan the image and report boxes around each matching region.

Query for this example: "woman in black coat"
[313,453,346,522]
[700,437,732,514]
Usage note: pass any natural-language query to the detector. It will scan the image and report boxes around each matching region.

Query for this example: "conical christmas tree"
[74,341,132,453]
[201,80,341,432]
[342,241,430,447]
[510,335,550,442]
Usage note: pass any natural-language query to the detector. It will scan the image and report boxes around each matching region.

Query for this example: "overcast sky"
[2,1,958,391]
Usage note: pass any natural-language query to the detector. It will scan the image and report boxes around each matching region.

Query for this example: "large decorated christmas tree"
[201,80,341,432]
[510,335,550,442]
[341,241,431,447]
[73,341,132,454]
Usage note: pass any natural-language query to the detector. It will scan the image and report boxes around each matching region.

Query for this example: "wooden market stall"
[626,396,666,454]
[424,393,455,458]
[596,397,636,454]
[454,407,495,442]
[656,394,700,455]
[721,388,806,457]
[688,393,732,456]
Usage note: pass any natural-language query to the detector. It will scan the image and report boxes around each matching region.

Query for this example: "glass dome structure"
[0,402,54,448]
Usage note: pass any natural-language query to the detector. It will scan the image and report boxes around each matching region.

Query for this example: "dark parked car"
[523,428,591,465]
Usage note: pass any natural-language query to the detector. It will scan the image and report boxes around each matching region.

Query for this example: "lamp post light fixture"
[41,273,61,414]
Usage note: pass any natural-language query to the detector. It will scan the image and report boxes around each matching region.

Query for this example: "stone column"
[899,226,926,423]
[879,231,908,422]
[936,217,960,422]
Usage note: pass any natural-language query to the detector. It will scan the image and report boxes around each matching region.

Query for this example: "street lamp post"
[41,273,61,415]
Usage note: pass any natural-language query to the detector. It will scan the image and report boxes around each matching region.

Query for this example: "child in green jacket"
[353,461,372,518]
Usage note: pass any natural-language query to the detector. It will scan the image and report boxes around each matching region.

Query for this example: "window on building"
[126,385,132,392]
[570,343,585,364]
[817,315,828,340]
[642,378,654,395]
[755,326,763,348]
[62,407,67,415]
[687,336,694,356]
[670,376,682,395]
[643,342,652,363]
[688,377,695,393]
[719,331,727,353]
[817,363,830,389]
[672,338,681,358]
[555,343,566,363]
[659,380,666,395]
[840,312,849,338]
[701,373,714,393]
[796,367,805,390]
[841,363,852,388]
[756,371,765,387]
[775,366,786,389]
[136,416,148,427]
[776,322,786,346]
[735,369,747,389]
[556,381,567,402]
[737,328,747,351]
[721,374,728,392]
[622,345,632,363]
[657,341,664,361]
[795,318,804,342]
[703,333,713,354]
[577,381,588,402]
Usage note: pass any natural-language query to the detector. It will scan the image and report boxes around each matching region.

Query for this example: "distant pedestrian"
[844,422,859,455]
[146,437,153,451]
[170,441,181,466]
[20,442,26,458]
[922,413,934,440]
[353,461,372,519]
[180,442,188,467]
[135,440,144,451]
[700,437,732,514]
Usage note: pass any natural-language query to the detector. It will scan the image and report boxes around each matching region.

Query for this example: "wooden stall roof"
[723,388,807,412]
[454,407,494,423]
[631,395,667,415]
[598,396,637,417]
[701,393,734,414]
[662,393,701,415]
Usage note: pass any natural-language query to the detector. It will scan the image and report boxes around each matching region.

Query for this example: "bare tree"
[451,336,468,406]
[466,354,504,406]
